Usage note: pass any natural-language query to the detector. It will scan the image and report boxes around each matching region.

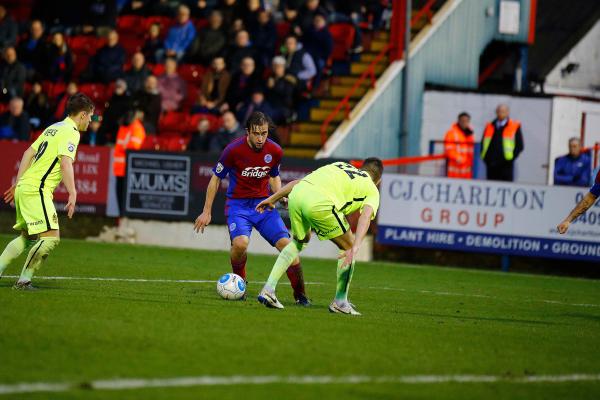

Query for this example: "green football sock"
[265,241,303,292]
[17,237,60,283]
[335,254,355,303]
[0,235,35,276]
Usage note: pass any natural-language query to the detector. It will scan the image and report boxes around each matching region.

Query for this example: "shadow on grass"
[396,310,563,326]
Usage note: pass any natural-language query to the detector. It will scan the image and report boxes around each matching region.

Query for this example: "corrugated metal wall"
[329,0,532,159]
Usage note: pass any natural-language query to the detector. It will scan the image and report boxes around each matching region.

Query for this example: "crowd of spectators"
[0,0,387,152]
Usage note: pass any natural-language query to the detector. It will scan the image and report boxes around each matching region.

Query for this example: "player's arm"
[339,205,374,267]
[557,192,597,234]
[256,179,300,213]
[3,146,36,204]
[60,156,77,218]
[194,174,221,233]
[268,175,288,208]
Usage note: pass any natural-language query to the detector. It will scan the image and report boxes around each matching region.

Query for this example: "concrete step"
[285,147,319,158]
[333,75,374,86]
[318,99,357,109]
[370,40,388,52]
[360,52,388,63]
[295,122,336,135]
[330,84,369,98]
[290,133,322,146]
[310,108,346,122]
[351,62,386,75]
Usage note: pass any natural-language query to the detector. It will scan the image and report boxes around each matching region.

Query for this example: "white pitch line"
[1,275,323,286]
[4,275,599,308]
[1,374,600,395]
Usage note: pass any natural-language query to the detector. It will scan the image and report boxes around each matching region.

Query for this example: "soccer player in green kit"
[1,93,94,290]
[255,158,383,315]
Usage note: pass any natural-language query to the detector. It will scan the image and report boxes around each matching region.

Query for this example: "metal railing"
[319,0,438,148]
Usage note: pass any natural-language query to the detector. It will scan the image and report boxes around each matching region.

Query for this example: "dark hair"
[361,157,384,182]
[458,112,470,119]
[66,93,94,116]
[245,111,274,132]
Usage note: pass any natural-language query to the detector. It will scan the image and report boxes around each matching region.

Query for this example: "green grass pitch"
[1,234,599,399]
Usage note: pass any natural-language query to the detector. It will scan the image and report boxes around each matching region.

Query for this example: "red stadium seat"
[143,16,172,33]
[152,63,165,76]
[68,36,105,57]
[158,111,189,132]
[141,135,160,150]
[178,64,205,85]
[275,21,291,50]
[72,54,91,79]
[120,36,144,56]
[183,84,200,110]
[166,136,189,152]
[117,15,144,36]
[78,83,108,104]
[48,82,66,98]
[329,23,356,61]
[0,103,8,114]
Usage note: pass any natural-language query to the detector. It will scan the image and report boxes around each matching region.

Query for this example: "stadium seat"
[68,36,105,57]
[183,85,200,110]
[141,135,160,150]
[117,15,144,36]
[275,21,291,50]
[0,102,8,114]
[166,136,190,151]
[143,16,172,33]
[152,63,166,76]
[329,23,356,61]
[120,36,144,56]
[178,64,205,85]
[71,54,90,79]
[158,111,189,132]
[48,82,66,98]
[78,83,109,104]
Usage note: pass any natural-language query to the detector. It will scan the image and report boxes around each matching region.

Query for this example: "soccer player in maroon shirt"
[194,112,309,305]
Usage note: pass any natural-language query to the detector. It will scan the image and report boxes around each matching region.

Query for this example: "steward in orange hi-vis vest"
[444,118,475,179]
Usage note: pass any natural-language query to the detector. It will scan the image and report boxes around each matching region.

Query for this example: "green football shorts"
[288,180,349,241]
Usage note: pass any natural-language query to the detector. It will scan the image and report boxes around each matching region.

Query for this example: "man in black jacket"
[480,104,524,182]
[0,47,26,101]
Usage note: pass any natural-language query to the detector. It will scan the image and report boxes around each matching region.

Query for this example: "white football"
[216,273,246,300]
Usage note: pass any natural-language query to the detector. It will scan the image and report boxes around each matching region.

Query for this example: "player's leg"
[0,232,37,278]
[1,191,37,277]
[227,207,253,281]
[252,204,308,303]
[14,188,61,290]
[314,207,360,316]
[258,187,311,309]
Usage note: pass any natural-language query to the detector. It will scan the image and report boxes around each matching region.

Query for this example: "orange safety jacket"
[480,119,520,161]
[113,118,146,177]
[444,123,475,178]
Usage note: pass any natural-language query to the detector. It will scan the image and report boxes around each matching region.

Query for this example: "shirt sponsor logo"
[241,166,270,178]
[215,162,224,173]
[264,154,272,163]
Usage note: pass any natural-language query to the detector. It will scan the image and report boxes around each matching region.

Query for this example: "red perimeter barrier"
[0,141,111,214]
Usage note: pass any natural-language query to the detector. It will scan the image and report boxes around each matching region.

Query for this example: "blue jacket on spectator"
[164,21,196,57]
[554,152,591,187]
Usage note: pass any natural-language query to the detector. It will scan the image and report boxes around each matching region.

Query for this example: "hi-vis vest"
[113,119,146,177]
[481,119,520,161]
[444,123,475,178]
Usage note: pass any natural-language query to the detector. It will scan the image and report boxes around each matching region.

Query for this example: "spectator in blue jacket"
[554,137,591,187]
[162,4,196,62]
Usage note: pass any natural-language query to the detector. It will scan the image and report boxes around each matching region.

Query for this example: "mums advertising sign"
[378,174,600,261]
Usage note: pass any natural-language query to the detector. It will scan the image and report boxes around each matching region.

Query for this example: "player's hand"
[256,198,276,213]
[3,185,16,204]
[194,211,211,233]
[279,197,288,209]
[338,246,359,269]
[557,220,570,234]
[65,194,76,219]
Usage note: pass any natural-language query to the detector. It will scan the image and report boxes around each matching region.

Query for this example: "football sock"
[231,253,247,280]
[265,241,302,292]
[335,252,355,304]
[17,237,60,283]
[286,262,306,298]
[0,235,35,276]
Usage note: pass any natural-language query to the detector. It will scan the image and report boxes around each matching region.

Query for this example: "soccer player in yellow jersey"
[255,158,383,315]
[1,93,95,290]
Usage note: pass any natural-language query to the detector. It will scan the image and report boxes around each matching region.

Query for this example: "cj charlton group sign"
[377,174,600,261]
